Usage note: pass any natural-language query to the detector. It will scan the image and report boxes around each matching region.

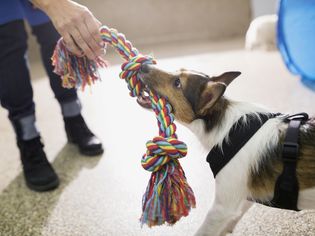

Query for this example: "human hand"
[33,0,105,60]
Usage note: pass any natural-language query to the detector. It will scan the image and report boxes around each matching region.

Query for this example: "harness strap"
[270,112,309,210]
[207,113,278,177]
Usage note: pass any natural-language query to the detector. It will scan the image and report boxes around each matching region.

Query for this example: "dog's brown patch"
[248,118,315,202]
[298,118,315,188]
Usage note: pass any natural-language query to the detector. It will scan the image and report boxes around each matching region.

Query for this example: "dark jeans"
[0,20,77,122]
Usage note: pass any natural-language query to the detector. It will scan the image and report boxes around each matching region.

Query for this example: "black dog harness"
[270,112,309,210]
[206,112,309,210]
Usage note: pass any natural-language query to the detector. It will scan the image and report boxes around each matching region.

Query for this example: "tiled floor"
[0,39,314,236]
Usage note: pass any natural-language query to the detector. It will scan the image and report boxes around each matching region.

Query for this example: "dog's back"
[248,117,315,207]
[299,118,315,188]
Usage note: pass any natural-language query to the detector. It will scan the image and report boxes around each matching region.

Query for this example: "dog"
[137,65,315,236]
[245,14,277,51]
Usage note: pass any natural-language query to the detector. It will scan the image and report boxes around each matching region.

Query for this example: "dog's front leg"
[222,200,253,235]
[195,200,247,236]
[195,170,249,236]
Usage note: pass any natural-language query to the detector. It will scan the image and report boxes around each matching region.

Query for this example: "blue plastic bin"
[277,0,315,90]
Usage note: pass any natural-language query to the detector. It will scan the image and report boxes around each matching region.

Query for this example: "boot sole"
[79,147,104,156]
[26,178,60,192]
[67,139,104,156]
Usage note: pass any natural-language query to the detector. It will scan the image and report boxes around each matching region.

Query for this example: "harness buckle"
[282,141,299,162]
[285,112,309,122]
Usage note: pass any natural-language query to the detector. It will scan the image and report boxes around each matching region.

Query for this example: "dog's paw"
[194,232,210,236]
[194,229,214,236]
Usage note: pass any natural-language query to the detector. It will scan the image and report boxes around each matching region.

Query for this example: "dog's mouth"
[137,71,152,109]
[137,83,152,109]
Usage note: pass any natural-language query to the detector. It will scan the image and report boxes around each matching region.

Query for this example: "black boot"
[18,137,59,191]
[64,115,104,156]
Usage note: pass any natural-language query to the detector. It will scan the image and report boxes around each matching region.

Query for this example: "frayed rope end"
[140,160,196,227]
[51,39,108,90]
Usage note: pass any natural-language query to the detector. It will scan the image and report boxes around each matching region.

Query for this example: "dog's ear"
[197,81,226,116]
[196,72,240,116]
[212,71,241,86]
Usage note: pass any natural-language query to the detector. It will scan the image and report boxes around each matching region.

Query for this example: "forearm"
[31,0,65,12]
[31,0,85,20]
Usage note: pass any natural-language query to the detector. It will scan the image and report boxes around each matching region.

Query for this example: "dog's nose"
[140,64,151,73]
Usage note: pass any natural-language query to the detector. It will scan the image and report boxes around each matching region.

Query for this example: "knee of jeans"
[0,21,28,57]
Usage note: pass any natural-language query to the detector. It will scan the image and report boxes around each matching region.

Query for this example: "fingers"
[62,33,83,56]
[66,13,104,59]
[74,13,103,58]
[69,27,95,60]
[84,14,104,49]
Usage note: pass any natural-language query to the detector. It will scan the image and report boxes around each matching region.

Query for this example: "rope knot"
[142,136,187,172]
[119,55,156,97]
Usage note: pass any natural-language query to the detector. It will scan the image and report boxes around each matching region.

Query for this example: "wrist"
[32,0,67,12]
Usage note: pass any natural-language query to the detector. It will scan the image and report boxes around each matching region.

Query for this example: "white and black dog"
[137,65,315,236]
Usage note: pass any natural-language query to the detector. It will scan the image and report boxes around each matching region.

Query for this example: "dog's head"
[137,65,241,124]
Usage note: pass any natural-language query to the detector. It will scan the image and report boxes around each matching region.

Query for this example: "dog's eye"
[174,78,181,89]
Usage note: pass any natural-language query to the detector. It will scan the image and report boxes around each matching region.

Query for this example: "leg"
[30,21,104,156]
[195,174,248,236]
[30,21,80,109]
[0,20,40,140]
[0,20,36,124]
[195,199,247,236]
[223,200,253,235]
[0,20,59,191]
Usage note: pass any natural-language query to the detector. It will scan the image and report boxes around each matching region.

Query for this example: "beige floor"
[0,39,315,236]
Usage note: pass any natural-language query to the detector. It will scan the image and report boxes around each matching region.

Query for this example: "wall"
[250,0,278,18]
[27,0,251,64]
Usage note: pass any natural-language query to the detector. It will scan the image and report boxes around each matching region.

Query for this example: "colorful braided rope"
[52,25,196,227]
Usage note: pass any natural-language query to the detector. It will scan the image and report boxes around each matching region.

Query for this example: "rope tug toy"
[52,25,196,227]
